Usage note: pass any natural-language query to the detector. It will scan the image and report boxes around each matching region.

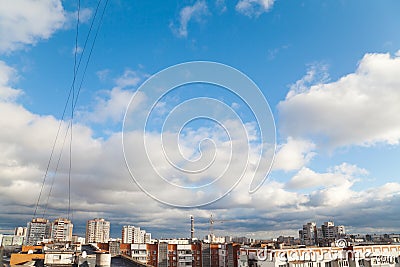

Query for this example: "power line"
[34,0,108,220]
[67,0,80,221]
[74,0,109,109]
[42,123,70,218]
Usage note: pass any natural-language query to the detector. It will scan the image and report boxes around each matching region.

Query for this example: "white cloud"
[171,1,209,38]
[2,62,400,236]
[82,87,146,125]
[115,69,143,88]
[80,70,148,124]
[215,0,227,13]
[0,0,66,53]
[96,69,111,82]
[2,83,400,235]
[0,61,22,101]
[64,8,92,28]
[72,46,83,55]
[286,63,330,98]
[273,137,316,172]
[236,0,275,17]
[279,52,400,148]
[231,102,240,109]
[286,163,366,190]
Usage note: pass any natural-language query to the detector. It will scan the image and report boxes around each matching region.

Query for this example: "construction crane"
[209,214,238,236]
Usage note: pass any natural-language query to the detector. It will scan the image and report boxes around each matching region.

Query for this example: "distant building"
[300,221,346,246]
[122,225,151,244]
[86,218,110,243]
[276,236,296,246]
[14,226,27,237]
[300,222,317,246]
[122,225,134,243]
[51,218,73,241]
[25,218,51,245]
[232,236,254,245]
[239,244,400,267]
[145,232,152,243]
[72,235,86,244]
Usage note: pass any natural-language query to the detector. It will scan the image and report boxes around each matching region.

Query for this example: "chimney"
[190,215,194,240]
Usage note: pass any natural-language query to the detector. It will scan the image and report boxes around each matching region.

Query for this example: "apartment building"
[25,218,51,245]
[51,218,73,241]
[86,218,110,243]
[122,225,151,244]
[300,222,346,246]
[238,245,400,267]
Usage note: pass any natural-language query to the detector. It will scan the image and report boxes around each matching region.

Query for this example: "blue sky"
[1,0,400,238]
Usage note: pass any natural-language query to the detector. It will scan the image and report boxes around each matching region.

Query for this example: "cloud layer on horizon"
[1,51,400,237]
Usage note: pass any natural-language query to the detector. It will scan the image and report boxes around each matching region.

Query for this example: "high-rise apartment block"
[122,225,151,244]
[299,222,318,246]
[299,221,346,246]
[51,218,73,241]
[25,218,51,245]
[86,218,110,243]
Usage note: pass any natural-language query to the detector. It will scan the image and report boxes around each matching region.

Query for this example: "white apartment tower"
[122,225,150,244]
[122,225,135,243]
[86,218,110,243]
[51,218,73,241]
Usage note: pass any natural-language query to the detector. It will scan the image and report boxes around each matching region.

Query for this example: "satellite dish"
[28,250,33,254]
[82,251,87,258]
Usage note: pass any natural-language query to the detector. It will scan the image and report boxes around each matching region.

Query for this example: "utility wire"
[74,0,109,109]
[42,123,70,218]
[38,0,108,219]
[67,0,80,222]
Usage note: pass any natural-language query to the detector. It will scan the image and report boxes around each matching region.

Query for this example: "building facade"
[239,244,400,267]
[25,218,51,245]
[51,218,73,242]
[122,225,151,244]
[86,218,110,243]
[300,222,346,246]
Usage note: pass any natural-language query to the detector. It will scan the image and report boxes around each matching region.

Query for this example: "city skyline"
[3,217,398,243]
[1,0,400,239]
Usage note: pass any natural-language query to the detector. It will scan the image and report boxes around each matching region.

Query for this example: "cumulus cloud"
[279,51,400,148]
[236,0,275,17]
[0,0,66,53]
[2,60,400,237]
[79,70,147,125]
[286,163,367,190]
[0,61,23,101]
[170,1,209,38]
[64,7,92,28]
[273,137,316,172]
[115,69,143,88]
